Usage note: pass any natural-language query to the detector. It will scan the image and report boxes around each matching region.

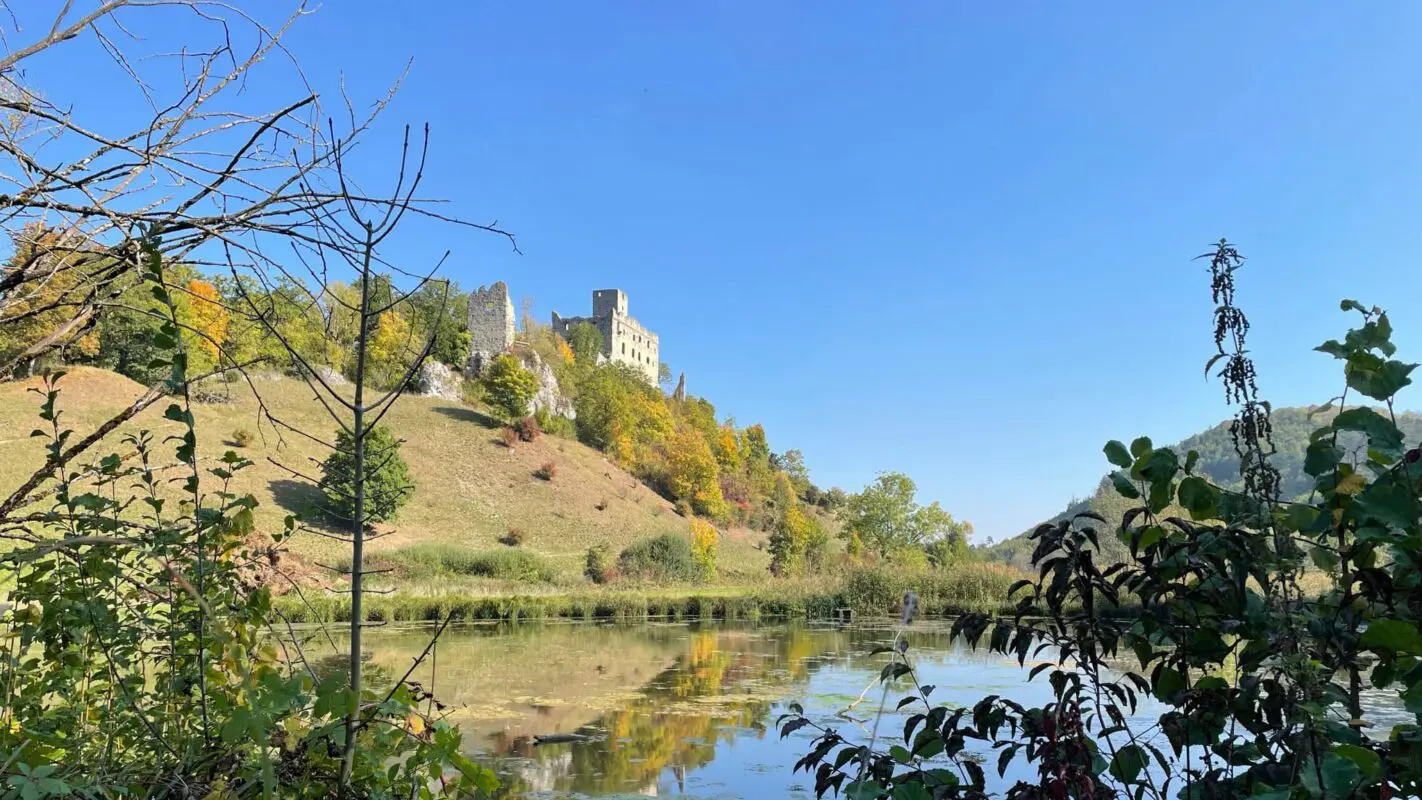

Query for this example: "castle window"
[621,343,626,355]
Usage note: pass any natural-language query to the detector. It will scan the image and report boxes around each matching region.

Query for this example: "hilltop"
[0,368,773,582]
[985,405,1422,568]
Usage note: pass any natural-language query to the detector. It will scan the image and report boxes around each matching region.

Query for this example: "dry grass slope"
[0,368,771,580]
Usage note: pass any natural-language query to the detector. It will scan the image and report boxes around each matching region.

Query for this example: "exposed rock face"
[523,351,575,420]
[313,365,348,387]
[412,360,461,401]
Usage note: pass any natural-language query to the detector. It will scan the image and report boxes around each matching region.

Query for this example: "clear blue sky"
[43,3,1422,538]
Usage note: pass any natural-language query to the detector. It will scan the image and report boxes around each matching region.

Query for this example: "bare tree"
[0,3,517,793]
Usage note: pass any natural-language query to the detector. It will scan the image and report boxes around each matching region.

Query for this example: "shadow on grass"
[433,404,502,429]
[269,478,335,522]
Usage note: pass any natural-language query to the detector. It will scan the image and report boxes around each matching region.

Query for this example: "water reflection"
[487,625,837,797]
[314,619,1408,800]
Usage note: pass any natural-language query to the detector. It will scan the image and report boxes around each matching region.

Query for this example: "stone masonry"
[552,289,659,383]
[465,281,514,376]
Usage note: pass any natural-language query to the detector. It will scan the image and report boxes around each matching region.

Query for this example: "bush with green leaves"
[617,532,699,582]
[0,248,496,798]
[319,423,415,525]
[585,544,614,584]
[781,240,1422,800]
[481,353,539,421]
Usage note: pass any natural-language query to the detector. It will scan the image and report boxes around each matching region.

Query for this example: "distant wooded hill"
[983,406,1422,569]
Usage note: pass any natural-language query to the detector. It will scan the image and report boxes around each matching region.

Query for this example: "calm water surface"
[313,619,1408,800]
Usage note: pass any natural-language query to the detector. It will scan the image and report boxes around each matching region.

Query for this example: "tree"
[658,360,672,388]
[665,427,727,519]
[406,279,470,368]
[366,309,415,389]
[320,424,415,525]
[689,518,718,582]
[575,362,673,458]
[840,472,971,559]
[0,226,106,375]
[768,471,812,576]
[771,448,813,499]
[180,278,228,373]
[567,321,604,365]
[482,353,540,421]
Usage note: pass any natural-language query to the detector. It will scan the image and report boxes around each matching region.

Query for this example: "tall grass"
[840,562,1026,616]
[350,543,558,583]
[276,561,1034,624]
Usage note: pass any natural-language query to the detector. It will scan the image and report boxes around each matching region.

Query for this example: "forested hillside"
[985,405,1422,568]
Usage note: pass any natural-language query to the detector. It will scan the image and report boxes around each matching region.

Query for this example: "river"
[302,619,1410,800]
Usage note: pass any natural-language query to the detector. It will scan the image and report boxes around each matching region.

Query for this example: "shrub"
[689,518,718,582]
[319,424,414,525]
[232,428,255,448]
[380,543,555,583]
[461,548,556,582]
[514,415,541,442]
[500,526,526,546]
[617,533,698,583]
[498,427,519,448]
[585,544,613,584]
[536,408,577,438]
[460,378,484,406]
[535,461,557,481]
[481,353,539,421]
[674,499,693,518]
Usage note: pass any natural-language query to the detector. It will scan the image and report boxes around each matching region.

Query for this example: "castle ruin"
[552,289,660,384]
[465,281,514,375]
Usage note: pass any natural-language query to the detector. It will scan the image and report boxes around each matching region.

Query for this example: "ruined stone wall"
[606,310,659,384]
[466,281,514,376]
[552,288,659,384]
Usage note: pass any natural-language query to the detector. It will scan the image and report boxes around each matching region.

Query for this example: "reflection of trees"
[490,624,848,798]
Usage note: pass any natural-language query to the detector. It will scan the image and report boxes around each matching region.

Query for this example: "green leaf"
[1309,546,1340,573]
[1332,408,1405,461]
[890,745,912,764]
[1353,482,1416,529]
[1331,744,1380,777]
[1109,471,1140,499]
[1283,503,1320,533]
[1130,436,1153,458]
[892,785,931,800]
[1346,356,1416,401]
[1312,752,1362,798]
[1154,666,1186,703]
[1360,619,1422,655]
[1104,440,1133,469]
[1108,744,1148,783]
[1303,440,1341,478]
[1177,476,1220,520]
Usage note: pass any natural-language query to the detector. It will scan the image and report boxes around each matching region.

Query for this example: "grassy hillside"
[986,405,1422,569]
[0,368,771,583]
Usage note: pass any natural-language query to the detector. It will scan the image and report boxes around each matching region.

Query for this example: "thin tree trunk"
[339,223,375,788]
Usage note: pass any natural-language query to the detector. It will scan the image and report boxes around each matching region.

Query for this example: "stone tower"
[552,288,660,383]
[466,281,514,376]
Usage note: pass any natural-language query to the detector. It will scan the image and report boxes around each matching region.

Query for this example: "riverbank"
[273,562,1033,623]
